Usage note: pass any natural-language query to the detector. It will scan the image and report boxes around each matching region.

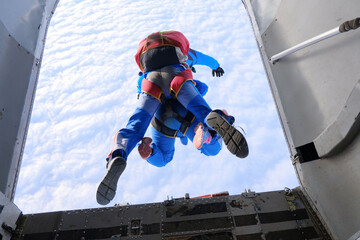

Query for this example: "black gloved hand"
[212,66,224,77]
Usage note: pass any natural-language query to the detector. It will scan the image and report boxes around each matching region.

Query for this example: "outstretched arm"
[187,48,224,77]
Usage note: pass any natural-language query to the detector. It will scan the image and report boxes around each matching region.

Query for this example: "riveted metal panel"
[229,190,321,239]
[20,190,327,239]
[161,196,233,238]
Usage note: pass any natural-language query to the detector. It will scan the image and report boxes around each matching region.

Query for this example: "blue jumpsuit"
[110,48,219,162]
[141,49,223,167]
[97,32,236,206]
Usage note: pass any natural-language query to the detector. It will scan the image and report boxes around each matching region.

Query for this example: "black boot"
[206,110,249,158]
[96,149,127,205]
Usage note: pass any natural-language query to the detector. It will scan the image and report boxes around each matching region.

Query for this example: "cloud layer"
[14,0,299,213]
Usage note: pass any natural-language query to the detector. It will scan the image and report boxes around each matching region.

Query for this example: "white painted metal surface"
[250,0,281,35]
[0,0,58,201]
[243,0,360,239]
[21,190,324,239]
[314,79,360,158]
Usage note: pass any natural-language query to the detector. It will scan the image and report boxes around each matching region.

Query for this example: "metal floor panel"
[19,189,327,240]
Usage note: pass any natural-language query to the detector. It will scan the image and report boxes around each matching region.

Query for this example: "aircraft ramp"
[18,189,329,240]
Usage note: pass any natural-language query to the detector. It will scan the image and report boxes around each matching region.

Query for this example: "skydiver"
[137,50,236,166]
[96,31,248,205]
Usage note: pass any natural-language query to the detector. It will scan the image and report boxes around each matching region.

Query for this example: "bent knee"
[146,155,173,167]
[201,143,221,156]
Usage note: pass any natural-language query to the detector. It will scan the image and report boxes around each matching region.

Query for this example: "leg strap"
[141,78,165,102]
[151,117,178,138]
[170,68,194,97]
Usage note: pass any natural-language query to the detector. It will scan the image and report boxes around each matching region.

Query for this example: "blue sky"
[14,0,299,213]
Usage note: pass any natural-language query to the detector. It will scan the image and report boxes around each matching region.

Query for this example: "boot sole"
[206,112,249,158]
[96,156,126,205]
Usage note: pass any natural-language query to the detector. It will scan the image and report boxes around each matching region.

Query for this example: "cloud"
[252,158,299,192]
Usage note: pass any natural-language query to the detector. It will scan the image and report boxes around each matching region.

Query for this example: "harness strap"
[170,68,194,97]
[151,110,195,138]
[160,99,185,122]
[178,111,195,134]
[160,100,176,122]
[151,117,178,138]
[141,78,165,102]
